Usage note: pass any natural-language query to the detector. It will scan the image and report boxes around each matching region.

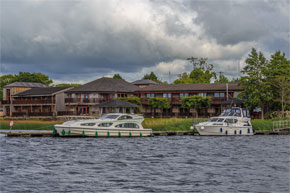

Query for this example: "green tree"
[264,51,290,117]
[215,74,229,83]
[55,83,82,87]
[173,72,192,84]
[142,72,162,84]
[239,48,273,119]
[15,72,53,86]
[174,57,216,84]
[113,74,123,79]
[180,95,211,118]
[148,97,170,118]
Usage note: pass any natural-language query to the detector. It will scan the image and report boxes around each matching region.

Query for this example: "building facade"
[64,77,139,116]
[135,83,242,118]
[8,87,73,117]
[2,82,48,116]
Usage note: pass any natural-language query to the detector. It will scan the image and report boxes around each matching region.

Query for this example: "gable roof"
[13,87,72,96]
[96,99,139,108]
[136,83,241,92]
[4,82,48,88]
[67,77,139,93]
[132,79,158,85]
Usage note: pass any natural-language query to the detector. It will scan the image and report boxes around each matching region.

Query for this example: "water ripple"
[0,136,289,192]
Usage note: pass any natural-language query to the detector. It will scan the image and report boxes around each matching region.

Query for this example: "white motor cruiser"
[54,113,153,137]
[194,107,254,136]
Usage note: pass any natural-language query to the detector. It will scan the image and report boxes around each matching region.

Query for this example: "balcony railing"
[12,99,54,104]
[140,97,226,105]
[65,98,111,104]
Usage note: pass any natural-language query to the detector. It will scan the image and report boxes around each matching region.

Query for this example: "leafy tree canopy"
[180,95,211,118]
[55,83,81,87]
[142,72,163,84]
[214,74,229,83]
[148,97,170,109]
[113,74,123,79]
[239,48,273,119]
[174,57,216,84]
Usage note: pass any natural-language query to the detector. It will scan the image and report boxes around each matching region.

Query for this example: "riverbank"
[0,118,288,131]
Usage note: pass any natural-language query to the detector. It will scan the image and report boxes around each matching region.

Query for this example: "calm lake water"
[0,135,289,193]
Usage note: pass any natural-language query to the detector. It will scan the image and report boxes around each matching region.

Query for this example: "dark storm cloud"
[189,0,289,47]
[1,0,289,82]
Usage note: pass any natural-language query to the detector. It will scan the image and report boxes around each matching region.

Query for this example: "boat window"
[80,123,96,126]
[98,122,113,127]
[217,118,224,122]
[118,115,133,120]
[115,123,139,128]
[100,115,119,119]
[209,118,218,122]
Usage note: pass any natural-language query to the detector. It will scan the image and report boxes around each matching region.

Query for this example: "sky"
[1,0,289,84]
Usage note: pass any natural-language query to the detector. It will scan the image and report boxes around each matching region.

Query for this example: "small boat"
[54,113,153,137]
[193,107,254,136]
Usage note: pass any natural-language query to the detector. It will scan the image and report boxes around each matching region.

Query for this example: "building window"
[146,93,155,98]
[214,93,225,98]
[180,93,188,98]
[199,93,207,97]
[163,93,171,98]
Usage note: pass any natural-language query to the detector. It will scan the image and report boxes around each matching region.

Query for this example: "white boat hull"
[54,126,153,137]
[196,125,254,136]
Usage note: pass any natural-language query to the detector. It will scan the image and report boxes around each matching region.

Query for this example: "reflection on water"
[0,136,289,192]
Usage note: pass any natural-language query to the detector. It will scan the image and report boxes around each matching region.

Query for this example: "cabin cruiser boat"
[54,113,153,137]
[194,107,254,136]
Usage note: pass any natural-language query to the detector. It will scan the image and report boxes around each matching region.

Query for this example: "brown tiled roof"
[13,87,72,96]
[136,83,241,92]
[67,77,139,93]
[4,82,48,88]
[96,99,139,107]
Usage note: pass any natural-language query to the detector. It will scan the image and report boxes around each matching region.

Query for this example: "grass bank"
[0,118,288,131]
[0,120,63,130]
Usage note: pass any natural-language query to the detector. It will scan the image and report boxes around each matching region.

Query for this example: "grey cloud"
[1,0,289,83]
[190,0,289,47]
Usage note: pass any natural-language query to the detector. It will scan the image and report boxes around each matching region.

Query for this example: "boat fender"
[129,132,132,137]
[248,128,250,133]
[53,129,57,136]
[225,130,228,135]
[118,131,121,137]
[107,131,110,137]
[82,130,85,137]
[95,131,98,137]
[234,130,237,135]
[201,126,205,130]
[140,132,142,137]
[61,129,65,136]
[220,128,223,133]
[240,130,242,135]
[68,129,71,136]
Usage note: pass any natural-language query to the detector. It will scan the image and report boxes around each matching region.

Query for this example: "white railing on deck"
[272,120,290,131]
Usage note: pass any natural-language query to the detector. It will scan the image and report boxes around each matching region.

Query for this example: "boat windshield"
[209,118,219,122]
[220,108,241,117]
[100,114,120,119]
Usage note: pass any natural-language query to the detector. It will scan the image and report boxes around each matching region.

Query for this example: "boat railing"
[272,120,290,132]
